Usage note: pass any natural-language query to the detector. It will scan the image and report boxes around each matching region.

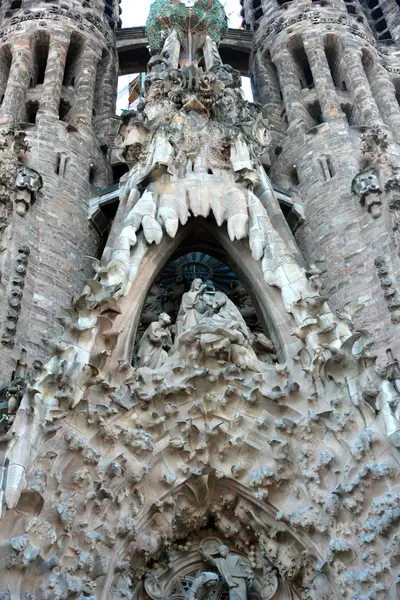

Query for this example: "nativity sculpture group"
[136,278,269,370]
[144,538,281,600]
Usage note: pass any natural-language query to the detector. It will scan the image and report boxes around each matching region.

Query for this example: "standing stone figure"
[201,544,253,600]
[137,312,172,369]
[175,278,207,339]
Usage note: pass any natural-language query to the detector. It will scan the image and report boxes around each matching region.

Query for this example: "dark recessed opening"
[26,101,39,124]
[112,163,129,184]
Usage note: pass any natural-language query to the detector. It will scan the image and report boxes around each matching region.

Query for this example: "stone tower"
[0,0,119,379]
[1,0,400,599]
[247,0,400,359]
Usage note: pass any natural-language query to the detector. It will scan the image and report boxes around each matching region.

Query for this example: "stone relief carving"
[0,5,115,45]
[178,289,261,369]
[135,279,273,369]
[2,3,400,599]
[0,129,29,251]
[137,312,172,368]
[0,245,399,597]
[14,164,43,216]
[358,125,400,321]
[98,31,345,372]
[1,245,30,348]
[200,544,254,599]
[175,278,210,339]
[374,256,400,324]
[141,534,280,600]
[254,6,375,53]
[351,165,382,218]
[186,571,220,600]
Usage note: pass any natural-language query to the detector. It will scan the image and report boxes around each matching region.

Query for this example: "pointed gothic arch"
[109,218,298,371]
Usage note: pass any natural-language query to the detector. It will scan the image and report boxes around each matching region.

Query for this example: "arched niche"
[133,237,272,363]
[135,546,294,600]
[110,475,328,600]
[109,219,300,370]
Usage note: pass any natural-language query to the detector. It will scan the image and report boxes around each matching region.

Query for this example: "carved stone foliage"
[0,266,400,597]
[1,4,400,600]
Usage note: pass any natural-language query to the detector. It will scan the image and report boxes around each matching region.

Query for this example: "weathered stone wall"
[0,1,118,380]
[250,0,400,361]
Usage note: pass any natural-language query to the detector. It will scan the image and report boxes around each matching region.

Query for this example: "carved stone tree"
[0,1,400,599]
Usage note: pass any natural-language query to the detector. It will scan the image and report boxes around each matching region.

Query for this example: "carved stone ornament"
[351,166,382,218]
[1,1,400,599]
[0,129,29,250]
[14,164,43,216]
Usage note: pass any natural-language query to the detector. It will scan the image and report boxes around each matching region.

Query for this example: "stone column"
[0,38,32,125]
[368,62,400,142]
[72,43,101,127]
[272,50,307,131]
[93,49,118,136]
[341,43,383,128]
[37,33,70,120]
[303,36,342,120]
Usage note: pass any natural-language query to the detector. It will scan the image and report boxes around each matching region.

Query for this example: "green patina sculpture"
[146,0,228,51]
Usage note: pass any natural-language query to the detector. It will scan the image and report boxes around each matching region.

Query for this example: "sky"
[116,0,251,112]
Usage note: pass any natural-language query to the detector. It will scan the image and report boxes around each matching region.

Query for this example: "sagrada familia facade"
[0,0,400,597]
